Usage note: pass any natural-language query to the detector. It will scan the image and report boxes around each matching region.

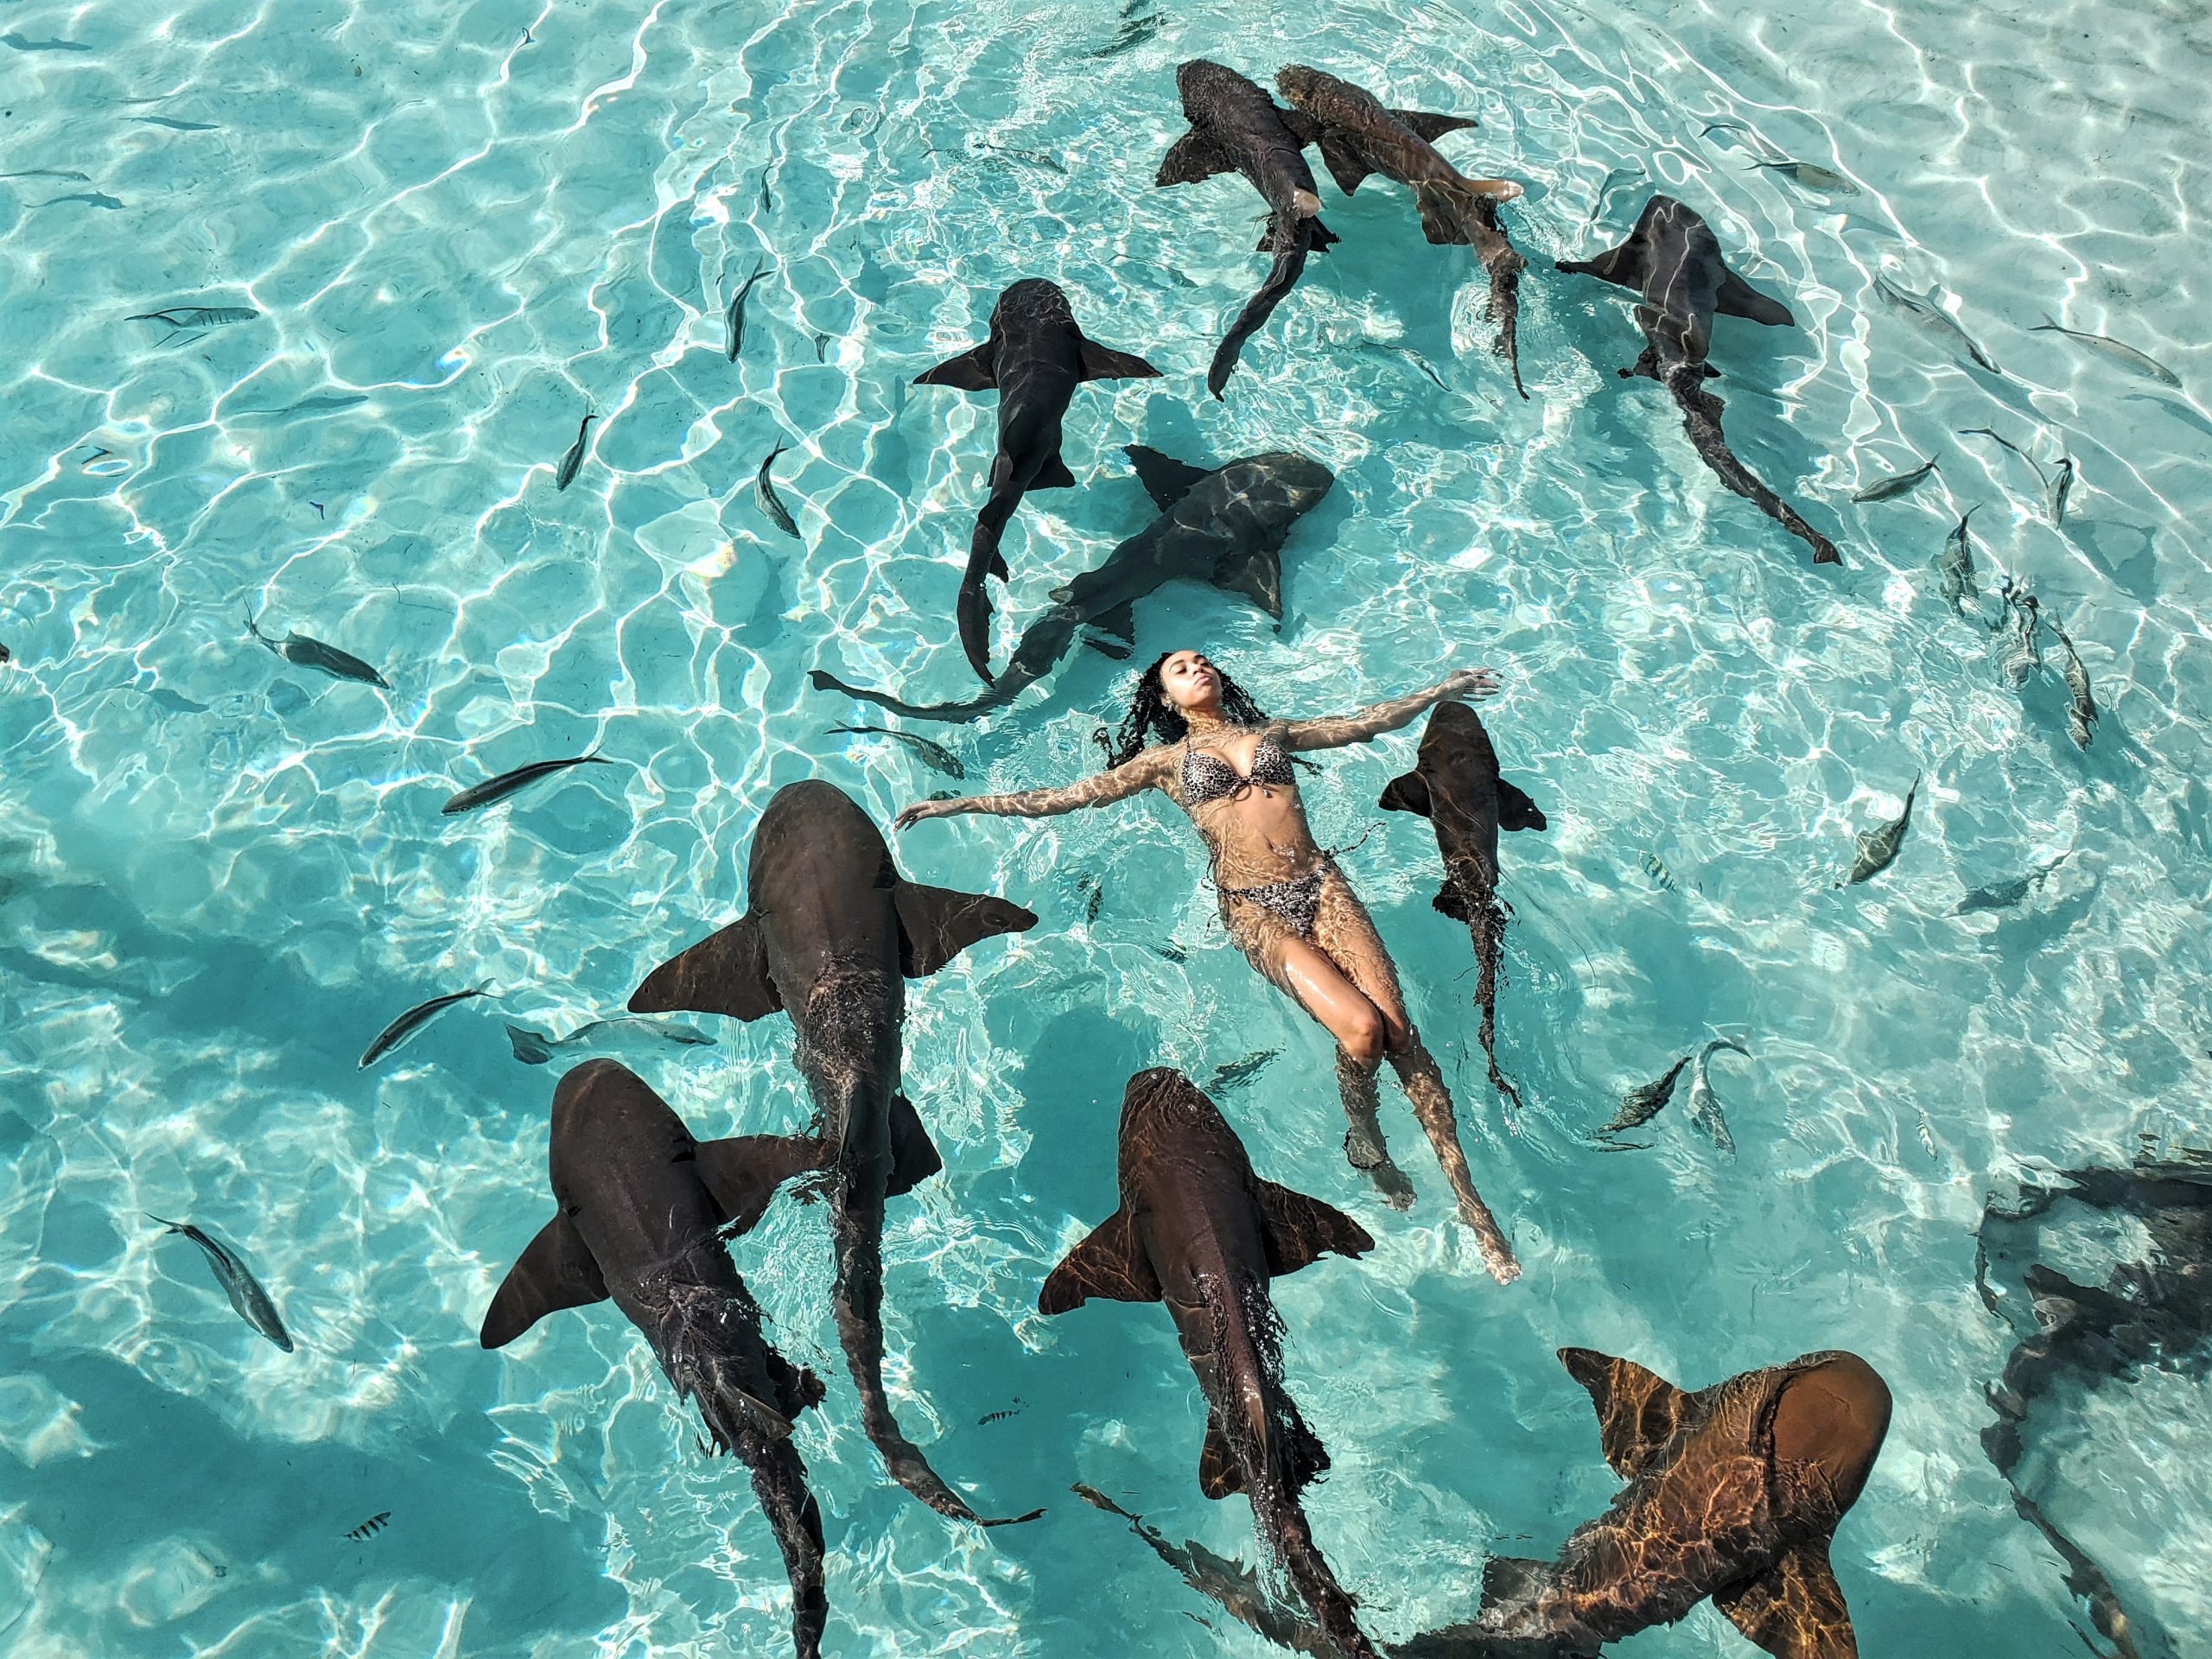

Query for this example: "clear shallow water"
[2,0,2208,1652]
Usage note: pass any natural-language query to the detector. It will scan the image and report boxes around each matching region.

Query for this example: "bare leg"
[1311,872,1521,1284]
[1224,893,1417,1207]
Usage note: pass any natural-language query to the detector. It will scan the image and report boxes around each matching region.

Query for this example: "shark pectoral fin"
[1391,108,1480,143]
[1212,548,1284,621]
[1717,268,1797,329]
[695,1133,824,1233]
[1478,1554,1556,1619]
[1198,1411,1246,1498]
[1433,881,1474,923]
[1038,1208,1160,1313]
[1083,599,1138,657]
[1076,334,1162,383]
[1253,1179,1374,1275]
[893,880,1039,976]
[1497,778,1549,832]
[1277,105,1325,148]
[480,1215,607,1349]
[1156,127,1234,187]
[1308,218,1340,253]
[1558,1346,1695,1479]
[915,341,997,390]
[1558,237,1646,291]
[1315,136,1373,194]
[629,916,781,1021]
[1377,769,1433,817]
[1123,444,1212,510]
[1711,1539,1857,1659]
[1033,450,1078,490]
[886,1093,945,1197]
[1414,182,1471,245]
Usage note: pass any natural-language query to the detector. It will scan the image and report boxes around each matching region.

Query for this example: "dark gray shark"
[629,780,1039,1525]
[915,278,1160,683]
[1557,194,1840,565]
[1378,701,1548,1122]
[807,446,1333,722]
[1156,60,1344,398]
[1040,1068,1380,1658]
[479,1060,829,1658]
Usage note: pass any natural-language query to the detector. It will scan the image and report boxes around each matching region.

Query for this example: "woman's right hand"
[894,799,958,831]
[1440,666,1502,702]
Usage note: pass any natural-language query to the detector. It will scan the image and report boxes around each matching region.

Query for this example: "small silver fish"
[505,1014,715,1065]
[1841,774,1919,887]
[1074,870,1103,925]
[1601,1056,1691,1135]
[2031,315,2179,387]
[2051,620,2098,747]
[245,612,388,687]
[2046,456,2075,525]
[148,1215,293,1351]
[555,413,595,492]
[1958,427,2047,488]
[1955,854,2068,915]
[1853,454,1939,504]
[1936,507,1980,613]
[1686,1039,1751,1154]
[756,442,801,540]
[137,116,219,131]
[1750,159,1858,194]
[129,303,257,330]
[1205,1050,1281,1093]
[825,724,963,779]
[1995,582,2044,689]
[359,984,495,1069]
[0,167,91,181]
[1641,852,1678,893]
[1874,273,1999,374]
[725,260,772,363]
[442,752,615,815]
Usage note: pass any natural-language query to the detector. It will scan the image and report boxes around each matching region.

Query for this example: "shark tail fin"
[1711,1538,1857,1659]
[1559,1346,1696,1479]
[630,916,781,1020]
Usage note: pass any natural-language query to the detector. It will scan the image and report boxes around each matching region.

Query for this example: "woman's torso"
[1157,724,1325,887]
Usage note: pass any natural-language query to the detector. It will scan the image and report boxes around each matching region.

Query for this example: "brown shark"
[478,1060,830,1658]
[1377,700,1548,1123]
[629,779,1039,1526]
[1039,1068,1381,1658]
[1411,1347,1891,1659]
[1274,64,1530,397]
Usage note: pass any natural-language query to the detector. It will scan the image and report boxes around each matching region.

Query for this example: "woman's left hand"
[1440,666,1501,702]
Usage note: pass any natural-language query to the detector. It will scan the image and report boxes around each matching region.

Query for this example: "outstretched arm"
[1280,667,1499,752]
[896,748,1167,829]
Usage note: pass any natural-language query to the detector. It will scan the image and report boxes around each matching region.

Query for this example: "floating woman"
[896,649,1519,1283]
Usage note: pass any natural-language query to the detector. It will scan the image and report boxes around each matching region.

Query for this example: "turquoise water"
[3,0,2209,1652]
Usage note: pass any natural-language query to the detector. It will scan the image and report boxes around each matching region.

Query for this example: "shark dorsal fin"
[1377,769,1433,817]
[629,915,781,1021]
[480,1213,607,1349]
[1198,1410,1244,1498]
[1253,1179,1373,1276]
[1559,1346,1695,1478]
[915,340,997,390]
[1038,1209,1160,1313]
[694,1133,823,1234]
[1711,1537,1855,1659]
[893,880,1037,977]
[886,1093,944,1197]
[1123,444,1212,510]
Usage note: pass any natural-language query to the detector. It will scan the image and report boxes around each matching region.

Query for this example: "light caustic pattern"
[0,0,2207,1654]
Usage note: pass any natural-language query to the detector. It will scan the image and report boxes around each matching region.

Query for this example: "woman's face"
[1159,650,1223,714]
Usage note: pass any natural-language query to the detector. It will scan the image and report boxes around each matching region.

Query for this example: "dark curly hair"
[1095,652,1274,769]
